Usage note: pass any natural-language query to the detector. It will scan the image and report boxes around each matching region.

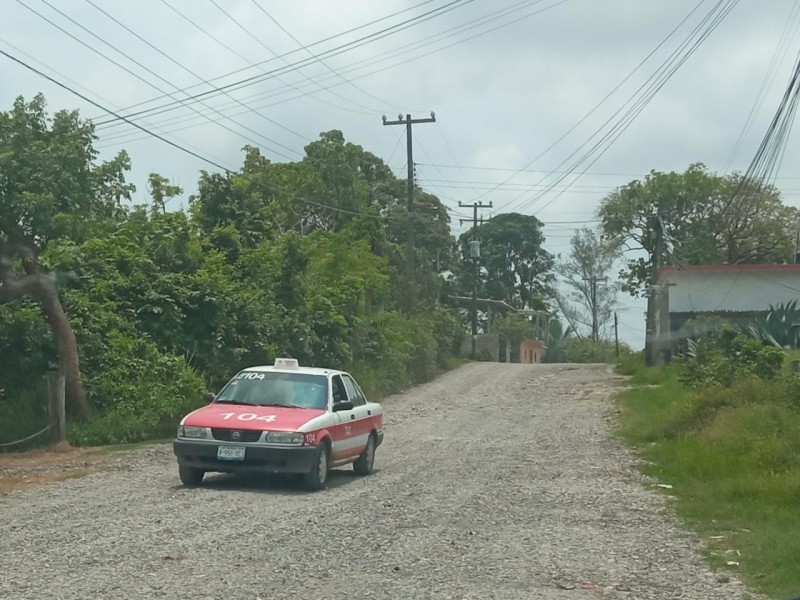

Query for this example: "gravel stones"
[0,364,761,599]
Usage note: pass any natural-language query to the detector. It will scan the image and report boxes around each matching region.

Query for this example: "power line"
[463,0,711,206]
[510,0,740,216]
[723,0,800,172]
[83,0,309,144]
[0,48,230,171]
[0,48,400,223]
[249,0,407,114]
[0,36,232,167]
[208,0,381,116]
[92,0,471,127]
[21,0,299,160]
[90,0,444,121]
[94,0,566,141]
[97,0,567,148]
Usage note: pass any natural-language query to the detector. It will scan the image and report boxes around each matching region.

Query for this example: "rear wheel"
[179,465,204,486]
[303,443,329,491]
[353,433,376,476]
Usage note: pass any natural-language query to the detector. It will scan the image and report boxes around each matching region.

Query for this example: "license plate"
[217,446,245,461]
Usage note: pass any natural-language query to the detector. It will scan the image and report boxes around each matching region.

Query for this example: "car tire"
[303,443,329,491]
[353,433,376,476]
[179,465,204,486]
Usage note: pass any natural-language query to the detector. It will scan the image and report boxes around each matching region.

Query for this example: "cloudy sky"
[2,0,799,348]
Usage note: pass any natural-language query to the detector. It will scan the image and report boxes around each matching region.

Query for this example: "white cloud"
[2,0,798,349]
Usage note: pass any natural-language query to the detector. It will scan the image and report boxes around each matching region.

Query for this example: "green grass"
[616,365,800,599]
[446,356,469,370]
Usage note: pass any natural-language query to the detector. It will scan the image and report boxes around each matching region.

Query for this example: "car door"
[330,374,358,461]
[342,374,372,450]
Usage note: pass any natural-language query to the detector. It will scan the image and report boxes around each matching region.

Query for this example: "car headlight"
[179,425,208,439]
[266,431,304,445]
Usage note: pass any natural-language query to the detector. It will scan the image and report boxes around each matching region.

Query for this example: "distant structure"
[654,263,800,361]
[448,296,549,364]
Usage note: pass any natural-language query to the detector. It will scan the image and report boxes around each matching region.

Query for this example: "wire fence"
[0,423,54,449]
[0,373,65,453]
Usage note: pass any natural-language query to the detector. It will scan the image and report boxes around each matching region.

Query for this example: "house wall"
[660,269,800,314]
[519,338,543,364]
[656,266,800,360]
[461,333,500,361]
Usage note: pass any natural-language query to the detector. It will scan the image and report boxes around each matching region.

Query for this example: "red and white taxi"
[172,358,384,490]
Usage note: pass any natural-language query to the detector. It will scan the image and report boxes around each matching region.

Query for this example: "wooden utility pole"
[459,201,492,359]
[46,371,66,444]
[382,112,436,311]
[582,275,608,342]
[614,312,620,357]
[645,213,664,366]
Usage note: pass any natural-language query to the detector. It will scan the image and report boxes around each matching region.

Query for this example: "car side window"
[343,375,366,407]
[331,375,349,404]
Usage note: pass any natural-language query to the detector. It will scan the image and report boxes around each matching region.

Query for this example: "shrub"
[69,331,205,445]
[678,328,784,388]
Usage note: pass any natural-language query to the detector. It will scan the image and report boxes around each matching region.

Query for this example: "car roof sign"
[274,358,299,369]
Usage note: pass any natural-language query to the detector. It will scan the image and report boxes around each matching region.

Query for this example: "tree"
[556,228,620,341]
[0,95,134,418]
[457,213,554,310]
[147,173,183,214]
[599,163,798,296]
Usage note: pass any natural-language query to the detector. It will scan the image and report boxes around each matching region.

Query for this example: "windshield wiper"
[258,402,309,409]
[214,400,256,405]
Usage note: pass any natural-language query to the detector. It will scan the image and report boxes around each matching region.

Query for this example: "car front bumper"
[173,440,318,474]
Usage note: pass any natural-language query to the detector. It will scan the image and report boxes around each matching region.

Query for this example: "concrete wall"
[659,267,800,313]
[461,333,500,362]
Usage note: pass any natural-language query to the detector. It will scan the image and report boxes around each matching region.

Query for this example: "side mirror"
[332,401,354,412]
[203,392,216,404]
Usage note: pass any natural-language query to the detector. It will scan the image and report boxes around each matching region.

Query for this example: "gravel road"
[0,363,760,600]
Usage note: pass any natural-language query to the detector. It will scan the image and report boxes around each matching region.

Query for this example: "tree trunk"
[38,279,91,419]
[0,252,92,419]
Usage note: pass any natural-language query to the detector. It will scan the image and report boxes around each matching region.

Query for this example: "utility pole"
[614,311,620,357]
[382,112,436,311]
[583,275,608,342]
[459,201,492,359]
[645,213,664,366]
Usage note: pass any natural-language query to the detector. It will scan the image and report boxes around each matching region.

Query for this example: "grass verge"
[615,361,800,599]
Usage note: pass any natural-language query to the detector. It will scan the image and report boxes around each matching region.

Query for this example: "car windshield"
[215,371,328,409]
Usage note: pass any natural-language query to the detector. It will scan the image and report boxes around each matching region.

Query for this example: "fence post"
[46,371,66,444]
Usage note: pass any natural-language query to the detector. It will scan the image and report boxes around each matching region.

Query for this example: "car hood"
[183,404,326,432]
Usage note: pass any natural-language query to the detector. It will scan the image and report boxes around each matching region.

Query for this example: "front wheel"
[179,465,204,486]
[303,443,329,491]
[353,434,376,476]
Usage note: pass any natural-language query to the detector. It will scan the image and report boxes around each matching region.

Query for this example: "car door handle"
[367,410,372,416]
[351,414,356,420]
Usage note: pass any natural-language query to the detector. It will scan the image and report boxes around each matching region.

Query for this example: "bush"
[678,328,784,388]
[69,332,205,445]
[349,307,462,400]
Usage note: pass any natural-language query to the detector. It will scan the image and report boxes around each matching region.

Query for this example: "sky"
[2,0,799,349]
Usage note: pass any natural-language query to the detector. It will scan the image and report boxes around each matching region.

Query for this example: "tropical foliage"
[0,95,488,447]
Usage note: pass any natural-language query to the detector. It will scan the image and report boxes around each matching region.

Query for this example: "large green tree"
[0,95,134,417]
[457,212,554,310]
[599,163,798,296]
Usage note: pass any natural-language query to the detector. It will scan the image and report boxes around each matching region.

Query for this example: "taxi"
[172,358,384,491]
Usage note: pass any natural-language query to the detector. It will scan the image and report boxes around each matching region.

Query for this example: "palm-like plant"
[745,300,800,349]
